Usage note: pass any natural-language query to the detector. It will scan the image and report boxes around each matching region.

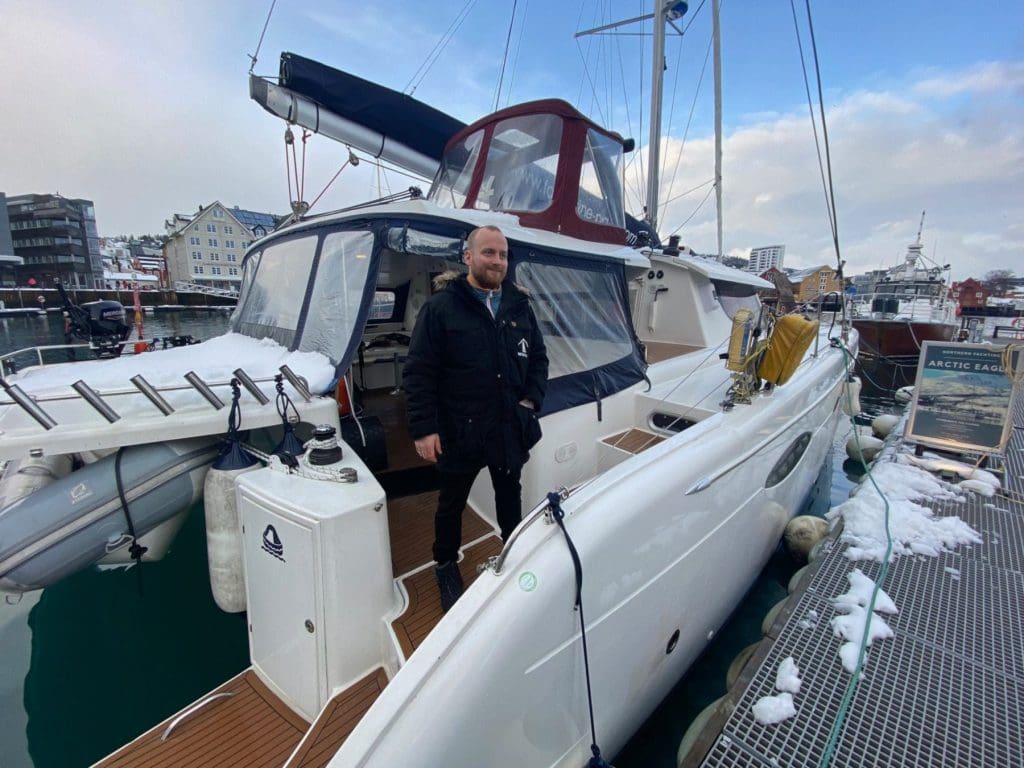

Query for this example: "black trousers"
[433,464,522,565]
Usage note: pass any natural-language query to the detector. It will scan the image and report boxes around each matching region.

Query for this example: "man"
[403,225,549,612]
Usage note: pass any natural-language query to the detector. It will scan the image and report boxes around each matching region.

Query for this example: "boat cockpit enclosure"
[428,99,633,245]
[232,217,646,416]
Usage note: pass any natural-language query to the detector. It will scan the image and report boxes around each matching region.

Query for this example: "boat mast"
[647,2,668,233]
[576,2,688,237]
[645,2,689,233]
[712,0,723,260]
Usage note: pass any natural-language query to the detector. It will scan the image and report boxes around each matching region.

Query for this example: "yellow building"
[787,265,843,303]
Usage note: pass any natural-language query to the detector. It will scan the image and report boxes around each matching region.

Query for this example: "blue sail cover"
[279,52,466,163]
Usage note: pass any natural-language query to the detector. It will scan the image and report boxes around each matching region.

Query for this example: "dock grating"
[695,386,1024,768]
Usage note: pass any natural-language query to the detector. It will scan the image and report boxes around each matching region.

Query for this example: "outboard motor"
[55,278,131,358]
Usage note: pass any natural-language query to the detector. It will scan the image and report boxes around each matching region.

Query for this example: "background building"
[5,193,103,288]
[949,278,989,309]
[787,265,843,303]
[0,192,21,287]
[163,201,278,294]
[746,244,785,274]
[757,266,797,312]
[848,268,888,295]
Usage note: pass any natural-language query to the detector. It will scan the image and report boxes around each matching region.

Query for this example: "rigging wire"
[668,181,716,236]
[493,0,520,110]
[305,153,356,213]
[247,0,278,73]
[503,0,531,106]
[575,0,593,106]
[575,39,609,125]
[404,0,479,95]
[661,177,715,208]
[637,0,646,211]
[614,23,647,213]
[788,0,836,246]
[803,0,841,269]
[659,30,713,225]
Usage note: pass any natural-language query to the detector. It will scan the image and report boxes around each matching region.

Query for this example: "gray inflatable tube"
[0,438,220,591]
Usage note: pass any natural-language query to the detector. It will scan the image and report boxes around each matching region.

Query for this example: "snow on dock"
[682,387,1024,768]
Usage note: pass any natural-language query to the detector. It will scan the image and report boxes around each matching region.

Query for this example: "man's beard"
[471,264,505,290]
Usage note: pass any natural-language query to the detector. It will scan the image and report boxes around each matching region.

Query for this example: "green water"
[4,505,250,767]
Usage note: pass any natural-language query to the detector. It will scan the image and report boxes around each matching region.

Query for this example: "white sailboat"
[1,4,855,766]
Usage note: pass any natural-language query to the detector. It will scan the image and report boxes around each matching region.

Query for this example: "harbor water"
[0,312,891,767]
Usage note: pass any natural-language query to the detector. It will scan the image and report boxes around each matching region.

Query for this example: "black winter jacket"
[403,272,549,473]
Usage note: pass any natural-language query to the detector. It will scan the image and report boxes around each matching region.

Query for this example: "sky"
[1,1,1021,281]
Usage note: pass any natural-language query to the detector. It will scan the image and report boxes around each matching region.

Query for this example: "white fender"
[783,515,829,563]
[204,465,261,613]
[841,376,862,417]
[846,432,883,462]
[894,386,914,404]
[872,413,900,438]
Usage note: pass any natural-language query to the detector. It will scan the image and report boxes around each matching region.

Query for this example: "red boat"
[852,213,957,362]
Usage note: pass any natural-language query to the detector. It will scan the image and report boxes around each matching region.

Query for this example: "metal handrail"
[160,692,235,741]
[0,343,93,369]
[0,366,307,431]
[0,371,289,407]
[491,484,582,575]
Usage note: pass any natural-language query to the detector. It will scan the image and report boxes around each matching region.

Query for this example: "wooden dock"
[681,387,1024,767]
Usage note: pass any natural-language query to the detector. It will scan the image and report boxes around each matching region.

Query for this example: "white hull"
[333,350,845,766]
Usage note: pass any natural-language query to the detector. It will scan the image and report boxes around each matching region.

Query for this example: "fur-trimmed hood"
[431,269,530,294]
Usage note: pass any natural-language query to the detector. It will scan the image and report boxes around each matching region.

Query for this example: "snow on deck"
[9,333,336,395]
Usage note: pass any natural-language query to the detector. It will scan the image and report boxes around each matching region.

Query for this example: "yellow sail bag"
[757,314,820,385]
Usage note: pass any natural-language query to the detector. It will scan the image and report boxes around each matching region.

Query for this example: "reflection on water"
[20,507,250,767]
[0,310,233,370]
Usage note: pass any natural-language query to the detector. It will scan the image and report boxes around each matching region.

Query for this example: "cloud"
[655,61,1024,280]
[1,3,1019,285]
[913,61,1024,97]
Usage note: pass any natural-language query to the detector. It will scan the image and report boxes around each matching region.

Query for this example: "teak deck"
[387,488,503,658]
[392,536,503,658]
[386,489,493,575]
[602,428,666,454]
[285,668,389,768]
[96,669,307,768]
[96,487,500,767]
[645,341,702,364]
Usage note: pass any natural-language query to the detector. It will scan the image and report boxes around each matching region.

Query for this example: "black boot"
[435,561,464,613]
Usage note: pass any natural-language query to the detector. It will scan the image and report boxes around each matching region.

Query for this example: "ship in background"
[851,212,957,383]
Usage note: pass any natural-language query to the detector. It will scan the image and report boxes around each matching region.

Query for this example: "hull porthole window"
[666,629,681,654]
[766,431,812,488]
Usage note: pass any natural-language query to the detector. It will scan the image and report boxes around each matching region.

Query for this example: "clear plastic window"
[429,129,484,209]
[233,230,375,365]
[232,235,317,348]
[577,129,625,227]
[474,115,562,213]
[368,291,396,321]
[300,231,376,363]
[515,260,635,379]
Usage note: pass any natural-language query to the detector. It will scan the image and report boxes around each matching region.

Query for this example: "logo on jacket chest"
[517,338,529,358]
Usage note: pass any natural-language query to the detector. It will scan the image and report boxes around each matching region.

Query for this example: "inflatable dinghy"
[0,438,220,591]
